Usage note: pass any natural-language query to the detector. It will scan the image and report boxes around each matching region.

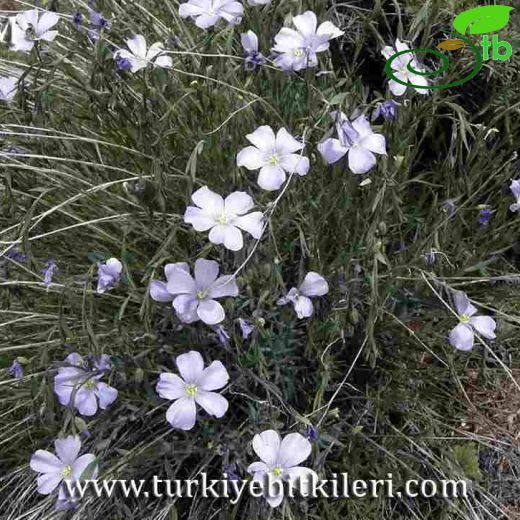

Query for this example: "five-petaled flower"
[10,9,59,52]
[150,259,239,325]
[510,180,520,213]
[277,272,329,318]
[272,11,343,71]
[54,353,118,416]
[448,291,496,351]
[156,351,229,430]
[113,35,172,73]
[184,186,264,251]
[179,0,244,29]
[30,435,97,495]
[318,113,387,174]
[382,39,429,96]
[96,257,122,294]
[247,430,316,508]
[237,125,310,191]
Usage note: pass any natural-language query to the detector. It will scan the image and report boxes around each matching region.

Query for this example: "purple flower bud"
[372,100,398,121]
[223,463,240,481]
[213,325,230,345]
[424,249,437,265]
[90,10,109,29]
[238,318,254,339]
[42,258,57,288]
[9,359,23,379]
[478,207,491,228]
[6,249,27,262]
[306,424,319,443]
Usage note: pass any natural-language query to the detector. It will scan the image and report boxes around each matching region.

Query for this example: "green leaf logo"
[453,5,514,35]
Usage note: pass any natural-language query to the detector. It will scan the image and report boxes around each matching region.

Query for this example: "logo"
[384,5,514,90]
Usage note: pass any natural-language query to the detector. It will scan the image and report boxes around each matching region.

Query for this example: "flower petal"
[222,226,244,251]
[195,391,229,418]
[176,351,204,384]
[360,133,386,155]
[54,436,81,466]
[184,206,216,231]
[72,454,98,481]
[166,266,196,295]
[453,291,477,317]
[173,294,199,323]
[224,191,254,215]
[37,11,60,36]
[293,295,314,319]
[157,372,187,400]
[74,388,98,416]
[279,154,310,176]
[348,147,376,174]
[292,11,317,38]
[37,472,63,495]
[245,126,276,152]
[165,397,197,430]
[191,186,224,214]
[252,430,281,466]
[275,128,304,155]
[257,165,286,191]
[299,272,328,297]
[470,316,496,340]
[207,275,239,299]
[95,382,118,409]
[241,30,258,53]
[150,280,173,302]
[194,258,219,289]
[237,146,265,170]
[126,34,147,59]
[234,212,264,239]
[317,138,348,165]
[449,323,475,351]
[30,450,63,474]
[199,361,229,391]
[197,299,225,325]
[279,433,312,468]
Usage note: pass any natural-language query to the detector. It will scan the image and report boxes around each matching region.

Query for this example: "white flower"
[272,11,343,71]
[318,112,387,174]
[247,430,316,508]
[0,76,17,103]
[448,291,496,351]
[277,272,329,318]
[237,126,310,191]
[10,9,59,52]
[114,35,172,73]
[382,39,430,96]
[184,186,264,251]
[179,0,244,29]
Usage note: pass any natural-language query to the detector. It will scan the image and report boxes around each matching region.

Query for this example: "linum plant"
[1,0,520,519]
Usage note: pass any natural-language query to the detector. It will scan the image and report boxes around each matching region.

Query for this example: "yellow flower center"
[272,467,283,477]
[293,48,305,57]
[218,214,228,225]
[84,378,96,390]
[185,384,198,397]
[196,289,207,301]
[61,465,72,478]
[270,154,279,166]
[460,314,471,324]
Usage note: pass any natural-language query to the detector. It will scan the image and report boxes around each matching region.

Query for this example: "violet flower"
[179,0,244,29]
[271,11,343,71]
[114,35,172,73]
[382,39,429,96]
[306,424,319,443]
[10,9,59,52]
[150,259,239,325]
[30,435,97,495]
[247,430,316,508]
[184,186,264,251]
[277,272,329,319]
[448,291,496,351]
[156,351,229,430]
[478,207,491,228]
[318,113,387,174]
[54,352,118,416]
[236,126,310,191]
[96,257,122,294]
